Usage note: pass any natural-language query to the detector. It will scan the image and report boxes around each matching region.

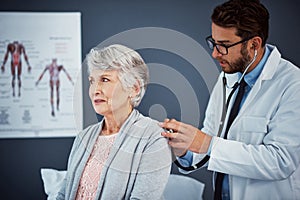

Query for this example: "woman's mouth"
[94,99,106,104]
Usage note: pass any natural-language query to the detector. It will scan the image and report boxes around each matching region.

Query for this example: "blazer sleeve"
[129,127,172,199]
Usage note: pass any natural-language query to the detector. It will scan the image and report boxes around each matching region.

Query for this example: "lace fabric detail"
[76,133,117,200]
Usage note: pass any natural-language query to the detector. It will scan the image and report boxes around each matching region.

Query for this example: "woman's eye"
[89,79,94,84]
[102,78,109,82]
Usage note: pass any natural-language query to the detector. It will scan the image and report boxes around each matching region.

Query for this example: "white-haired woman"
[58,44,172,200]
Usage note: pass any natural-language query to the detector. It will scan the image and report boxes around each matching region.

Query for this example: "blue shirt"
[179,46,271,199]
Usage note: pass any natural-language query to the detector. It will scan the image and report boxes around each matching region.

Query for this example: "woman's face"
[88,69,132,117]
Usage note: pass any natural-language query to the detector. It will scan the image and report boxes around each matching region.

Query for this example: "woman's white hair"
[86,44,149,107]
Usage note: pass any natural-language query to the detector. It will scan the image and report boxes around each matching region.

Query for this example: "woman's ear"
[130,80,141,98]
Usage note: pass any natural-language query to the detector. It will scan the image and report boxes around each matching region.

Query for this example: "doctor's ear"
[250,36,262,50]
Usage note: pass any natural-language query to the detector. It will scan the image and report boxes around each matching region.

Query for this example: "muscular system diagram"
[1,41,32,97]
[35,58,74,117]
[0,12,82,138]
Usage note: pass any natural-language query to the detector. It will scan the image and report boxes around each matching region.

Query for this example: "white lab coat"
[195,45,300,199]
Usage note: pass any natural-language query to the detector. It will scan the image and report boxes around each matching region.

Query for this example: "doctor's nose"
[212,47,223,59]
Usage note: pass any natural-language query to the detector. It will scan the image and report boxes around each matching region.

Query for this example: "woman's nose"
[93,82,102,94]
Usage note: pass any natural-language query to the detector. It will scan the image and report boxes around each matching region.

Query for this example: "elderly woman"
[57,44,172,200]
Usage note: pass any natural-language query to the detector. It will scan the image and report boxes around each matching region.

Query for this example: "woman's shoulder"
[133,112,164,138]
[134,112,171,155]
[137,111,161,126]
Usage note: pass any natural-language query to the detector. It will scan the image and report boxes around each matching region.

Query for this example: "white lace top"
[75,133,117,200]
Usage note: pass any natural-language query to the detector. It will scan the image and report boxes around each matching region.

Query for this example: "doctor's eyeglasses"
[206,35,253,55]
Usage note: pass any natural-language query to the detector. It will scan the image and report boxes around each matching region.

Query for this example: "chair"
[163,174,205,200]
[40,168,66,200]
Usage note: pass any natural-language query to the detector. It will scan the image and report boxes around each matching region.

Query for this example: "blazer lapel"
[95,110,140,197]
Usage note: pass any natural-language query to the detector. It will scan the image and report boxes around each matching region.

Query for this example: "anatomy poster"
[0,12,82,138]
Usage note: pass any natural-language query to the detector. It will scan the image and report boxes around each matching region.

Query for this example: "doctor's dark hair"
[86,44,149,107]
[211,0,269,47]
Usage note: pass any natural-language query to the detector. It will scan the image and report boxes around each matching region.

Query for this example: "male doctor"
[160,0,300,199]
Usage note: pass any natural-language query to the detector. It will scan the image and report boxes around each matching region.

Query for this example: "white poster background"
[0,12,82,138]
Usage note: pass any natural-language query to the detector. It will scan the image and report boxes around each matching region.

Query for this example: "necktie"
[214,78,247,200]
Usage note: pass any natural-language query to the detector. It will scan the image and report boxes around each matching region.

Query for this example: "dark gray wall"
[0,1,299,200]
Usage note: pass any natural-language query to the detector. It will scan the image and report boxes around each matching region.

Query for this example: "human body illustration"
[36,58,74,117]
[1,41,31,97]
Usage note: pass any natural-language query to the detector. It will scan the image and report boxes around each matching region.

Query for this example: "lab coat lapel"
[237,45,281,116]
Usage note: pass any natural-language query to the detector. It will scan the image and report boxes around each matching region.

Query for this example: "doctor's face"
[211,23,251,74]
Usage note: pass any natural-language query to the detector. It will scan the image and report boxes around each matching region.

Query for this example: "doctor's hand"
[160,118,212,157]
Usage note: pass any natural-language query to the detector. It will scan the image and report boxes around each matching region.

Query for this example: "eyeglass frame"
[206,35,254,55]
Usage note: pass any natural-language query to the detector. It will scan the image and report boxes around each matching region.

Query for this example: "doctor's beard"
[222,44,251,74]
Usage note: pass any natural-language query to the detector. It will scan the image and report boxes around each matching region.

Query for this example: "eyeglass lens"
[207,38,227,55]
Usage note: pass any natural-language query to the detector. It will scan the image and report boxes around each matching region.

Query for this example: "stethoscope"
[173,49,258,171]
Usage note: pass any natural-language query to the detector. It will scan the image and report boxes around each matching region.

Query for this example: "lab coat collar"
[227,44,282,123]
[238,44,281,115]
[224,44,281,85]
[259,44,281,81]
